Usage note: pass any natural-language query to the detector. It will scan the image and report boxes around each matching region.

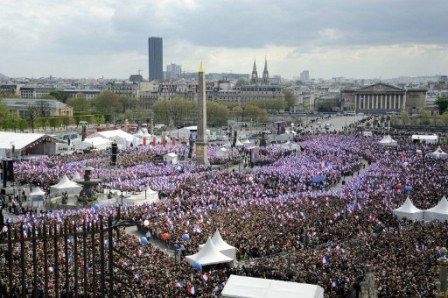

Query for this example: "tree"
[49,90,69,103]
[283,90,297,112]
[441,112,448,126]
[435,96,448,114]
[207,101,229,127]
[67,96,91,113]
[243,104,268,123]
[235,79,248,88]
[93,91,121,120]
[399,111,411,125]
[419,110,432,125]
[0,101,27,131]
[232,106,243,122]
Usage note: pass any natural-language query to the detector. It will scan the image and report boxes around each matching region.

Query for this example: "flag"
[187,286,196,295]
[176,280,184,288]
[202,273,209,282]
[322,255,329,265]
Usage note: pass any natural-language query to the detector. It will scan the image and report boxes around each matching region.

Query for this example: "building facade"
[2,98,73,117]
[341,83,427,114]
[166,63,182,80]
[19,86,53,99]
[300,70,310,82]
[148,37,163,81]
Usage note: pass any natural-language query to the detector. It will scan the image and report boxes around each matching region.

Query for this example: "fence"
[0,207,136,297]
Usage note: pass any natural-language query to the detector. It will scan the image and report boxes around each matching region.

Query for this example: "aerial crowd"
[1,132,448,297]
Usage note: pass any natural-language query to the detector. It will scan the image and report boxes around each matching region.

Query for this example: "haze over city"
[1,0,448,79]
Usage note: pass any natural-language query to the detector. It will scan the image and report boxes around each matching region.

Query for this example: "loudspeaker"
[1,160,6,188]
[6,160,14,182]
[111,143,118,166]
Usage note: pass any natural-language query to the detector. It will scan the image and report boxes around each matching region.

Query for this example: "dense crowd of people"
[1,131,448,297]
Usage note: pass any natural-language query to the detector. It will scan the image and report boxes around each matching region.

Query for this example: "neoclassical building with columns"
[341,83,427,114]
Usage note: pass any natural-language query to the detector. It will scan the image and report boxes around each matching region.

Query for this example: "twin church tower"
[250,58,270,85]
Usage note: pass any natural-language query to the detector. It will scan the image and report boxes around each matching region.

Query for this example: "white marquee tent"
[50,175,82,196]
[216,147,229,158]
[428,147,448,159]
[199,230,237,260]
[163,152,179,164]
[393,197,424,221]
[90,129,140,149]
[79,137,112,150]
[221,275,324,298]
[412,134,438,144]
[424,196,448,222]
[29,187,46,207]
[185,237,233,266]
[123,186,159,206]
[378,135,397,146]
[0,132,61,158]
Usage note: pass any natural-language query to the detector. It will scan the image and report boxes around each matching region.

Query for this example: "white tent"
[80,137,112,150]
[123,186,159,206]
[29,187,46,206]
[235,139,243,147]
[50,175,82,196]
[185,237,233,266]
[163,152,179,164]
[199,230,237,260]
[72,172,81,180]
[412,134,438,144]
[221,275,324,298]
[393,197,424,221]
[428,147,448,159]
[242,139,252,146]
[378,135,397,146]
[90,129,140,149]
[424,196,448,221]
[0,132,61,158]
[216,147,230,158]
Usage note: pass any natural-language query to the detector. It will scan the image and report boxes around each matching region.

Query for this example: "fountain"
[75,167,102,206]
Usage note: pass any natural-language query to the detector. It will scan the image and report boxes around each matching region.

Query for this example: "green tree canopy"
[67,95,91,113]
[283,90,297,111]
[49,90,69,103]
[435,96,448,114]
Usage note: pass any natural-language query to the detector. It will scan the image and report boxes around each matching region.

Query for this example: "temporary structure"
[427,147,448,159]
[216,147,229,158]
[221,275,324,298]
[163,152,179,164]
[199,230,237,260]
[424,196,448,222]
[0,132,62,158]
[29,187,46,207]
[123,186,159,206]
[393,197,424,221]
[50,175,82,196]
[80,137,112,150]
[185,237,233,266]
[89,129,140,149]
[378,135,397,146]
[412,134,438,144]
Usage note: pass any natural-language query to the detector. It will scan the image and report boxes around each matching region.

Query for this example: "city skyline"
[1,0,447,79]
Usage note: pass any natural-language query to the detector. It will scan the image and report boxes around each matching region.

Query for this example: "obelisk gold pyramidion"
[196,61,209,165]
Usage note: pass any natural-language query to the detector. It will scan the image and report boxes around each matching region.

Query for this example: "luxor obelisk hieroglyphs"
[196,62,209,165]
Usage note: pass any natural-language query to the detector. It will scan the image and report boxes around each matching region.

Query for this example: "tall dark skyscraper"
[148,37,163,81]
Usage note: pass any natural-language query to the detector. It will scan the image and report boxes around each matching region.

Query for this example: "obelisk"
[196,62,209,165]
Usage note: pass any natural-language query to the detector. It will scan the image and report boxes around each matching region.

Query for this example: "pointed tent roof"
[72,172,81,180]
[52,175,82,190]
[427,196,448,214]
[185,237,233,266]
[429,146,448,158]
[379,135,397,145]
[29,187,45,197]
[211,229,236,251]
[235,139,243,147]
[394,197,423,214]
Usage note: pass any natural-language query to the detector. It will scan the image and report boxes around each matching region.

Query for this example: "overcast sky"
[1,0,447,79]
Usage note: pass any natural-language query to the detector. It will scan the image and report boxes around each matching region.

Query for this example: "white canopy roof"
[221,275,324,298]
[235,139,243,147]
[412,134,438,142]
[0,132,47,150]
[199,230,237,260]
[51,175,81,189]
[72,172,81,180]
[185,237,233,266]
[29,187,46,197]
[81,137,112,150]
[378,135,397,146]
[428,147,448,159]
[393,197,424,221]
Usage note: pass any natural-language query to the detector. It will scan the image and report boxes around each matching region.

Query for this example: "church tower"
[262,57,269,84]
[251,60,258,84]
